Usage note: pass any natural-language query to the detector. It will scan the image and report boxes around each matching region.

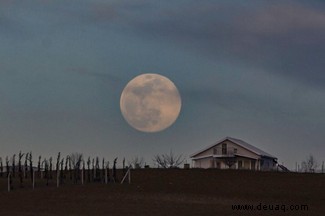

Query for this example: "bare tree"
[92,158,95,180]
[106,161,110,182]
[37,156,41,178]
[224,157,236,169]
[56,152,61,178]
[301,154,318,173]
[68,156,72,180]
[95,157,100,181]
[128,156,145,169]
[82,160,85,183]
[68,153,83,184]
[101,158,105,183]
[69,153,83,169]
[64,155,69,180]
[18,151,25,187]
[42,159,49,186]
[153,151,185,168]
[112,157,117,182]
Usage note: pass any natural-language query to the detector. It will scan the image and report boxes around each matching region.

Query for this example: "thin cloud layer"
[118,1,325,88]
[0,0,324,168]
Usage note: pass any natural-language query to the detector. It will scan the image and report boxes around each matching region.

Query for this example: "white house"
[190,137,277,171]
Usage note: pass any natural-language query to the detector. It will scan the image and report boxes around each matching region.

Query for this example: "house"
[190,137,277,171]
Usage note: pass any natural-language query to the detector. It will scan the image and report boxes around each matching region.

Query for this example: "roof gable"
[227,137,276,158]
[190,136,277,159]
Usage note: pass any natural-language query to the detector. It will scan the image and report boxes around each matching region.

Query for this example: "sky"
[0,0,324,169]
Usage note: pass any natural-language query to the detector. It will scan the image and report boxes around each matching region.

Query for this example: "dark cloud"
[123,1,325,88]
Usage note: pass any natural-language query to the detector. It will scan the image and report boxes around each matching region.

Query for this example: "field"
[0,169,324,216]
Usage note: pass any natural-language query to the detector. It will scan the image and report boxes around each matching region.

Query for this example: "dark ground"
[0,169,324,216]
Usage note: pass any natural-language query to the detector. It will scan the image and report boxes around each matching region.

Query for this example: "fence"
[1,159,130,192]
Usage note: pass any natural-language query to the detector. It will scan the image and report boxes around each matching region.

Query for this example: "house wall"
[236,158,257,170]
[195,157,260,170]
[213,159,232,169]
[194,148,214,158]
[193,157,214,169]
[260,157,276,171]
[194,140,260,159]
[219,140,259,159]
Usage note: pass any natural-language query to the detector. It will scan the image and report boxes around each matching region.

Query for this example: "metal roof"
[190,136,277,159]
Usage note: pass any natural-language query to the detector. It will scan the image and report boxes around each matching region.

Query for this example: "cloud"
[121,1,325,88]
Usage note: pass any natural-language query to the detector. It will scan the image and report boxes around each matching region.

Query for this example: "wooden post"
[81,169,84,185]
[33,170,35,189]
[105,168,107,184]
[121,168,131,184]
[57,167,60,188]
[8,172,11,192]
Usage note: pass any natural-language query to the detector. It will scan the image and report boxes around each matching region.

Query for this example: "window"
[213,148,217,155]
[234,148,237,154]
[222,143,227,154]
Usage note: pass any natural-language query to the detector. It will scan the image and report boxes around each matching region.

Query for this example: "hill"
[0,169,324,215]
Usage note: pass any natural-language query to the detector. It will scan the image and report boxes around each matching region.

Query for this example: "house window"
[234,148,237,154]
[213,148,217,155]
[222,143,227,154]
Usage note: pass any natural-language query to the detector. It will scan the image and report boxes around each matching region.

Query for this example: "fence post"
[57,167,59,188]
[33,170,35,189]
[81,169,84,185]
[8,172,11,192]
[121,167,131,184]
[105,168,107,184]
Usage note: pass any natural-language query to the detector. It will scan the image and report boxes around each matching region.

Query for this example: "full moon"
[120,73,182,133]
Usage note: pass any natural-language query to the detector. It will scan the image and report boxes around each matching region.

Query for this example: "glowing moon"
[120,73,181,132]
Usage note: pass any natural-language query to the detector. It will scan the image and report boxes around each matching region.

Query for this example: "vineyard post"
[32,170,35,189]
[105,168,107,184]
[7,172,11,192]
[81,169,84,185]
[57,166,60,188]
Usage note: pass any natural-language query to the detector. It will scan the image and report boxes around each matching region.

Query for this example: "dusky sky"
[1,0,325,169]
